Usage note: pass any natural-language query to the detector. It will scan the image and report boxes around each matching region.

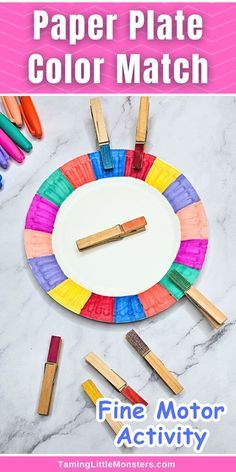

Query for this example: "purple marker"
[0,145,10,169]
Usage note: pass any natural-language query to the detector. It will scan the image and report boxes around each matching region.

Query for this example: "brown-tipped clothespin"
[133,97,149,170]
[90,98,113,170]
[37,336,62,415]
[76,216,147,251]
[126,330,183,395]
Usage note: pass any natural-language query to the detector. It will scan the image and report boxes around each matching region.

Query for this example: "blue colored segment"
[163,174,200,213]
[0,175,2,189]
[100,144,114,170]
[28,255,67,292]
[89,149,126,179]
[114,295,146,323]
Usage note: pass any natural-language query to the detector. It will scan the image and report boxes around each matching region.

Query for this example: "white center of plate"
[52,177,181,296]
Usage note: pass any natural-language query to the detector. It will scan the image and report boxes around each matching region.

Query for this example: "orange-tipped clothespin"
[76,216,147,251]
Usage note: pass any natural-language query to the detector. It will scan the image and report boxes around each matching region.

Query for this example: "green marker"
[0,113,32,152]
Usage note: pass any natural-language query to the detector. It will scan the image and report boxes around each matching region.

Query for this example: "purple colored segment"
[163,175,200,213]
[175,239,208,270]
[25,194,59,233]
[0,145,10,169]
[28,255,67,292]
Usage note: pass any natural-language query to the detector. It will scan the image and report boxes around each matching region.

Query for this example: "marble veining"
[0,96,236,454]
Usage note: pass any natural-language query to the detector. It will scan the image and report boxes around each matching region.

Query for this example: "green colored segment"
[37,169,74,206]
[0,112,32,152]
[160,262,200,300]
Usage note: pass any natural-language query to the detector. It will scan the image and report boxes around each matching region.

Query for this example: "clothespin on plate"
[90,98,113,170]
[133,97,149,170]
[76,216,147,251]
[37,336,62,415]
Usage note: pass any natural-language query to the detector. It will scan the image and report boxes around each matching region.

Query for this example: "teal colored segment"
[37,169,74,206]
[160,262,200,300]
[114,295,146,323]
[0,112,32,152]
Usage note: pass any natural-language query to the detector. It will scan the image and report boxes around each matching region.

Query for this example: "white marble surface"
[0,96,236,455]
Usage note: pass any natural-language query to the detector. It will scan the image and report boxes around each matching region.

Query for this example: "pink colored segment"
[175,239,208,270]
[125,150,156,180]
[25,194,59,233]
[80,294,114,323]
[177,201,208,240]
[24,230,53,258]
[138,283,176,318]
[47,336,61,363]
[60,155,96,188]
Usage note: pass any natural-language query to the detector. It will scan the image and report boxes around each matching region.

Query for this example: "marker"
[0,113,32,152]
[0,129,25,163]
[19,97,43,139]
[1,96,22,127]
[0,145,10,169]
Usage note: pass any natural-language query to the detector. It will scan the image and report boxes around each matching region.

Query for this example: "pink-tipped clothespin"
[133,97,149,170]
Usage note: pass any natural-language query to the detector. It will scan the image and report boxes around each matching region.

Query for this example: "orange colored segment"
[122,216,147,233]
[24,229,53,258]
[177,201,208,240]
[138,283,176,317]
[60,155,96,189]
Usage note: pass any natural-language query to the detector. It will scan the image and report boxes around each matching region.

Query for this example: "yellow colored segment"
[48,279,91,314]
[145,158,181,193]
[82,379,103,405]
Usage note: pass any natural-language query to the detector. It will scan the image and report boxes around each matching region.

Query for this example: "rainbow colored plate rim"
[24,149,208,323]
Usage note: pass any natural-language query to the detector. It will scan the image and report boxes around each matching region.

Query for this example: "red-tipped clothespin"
[133,97,149,170]
[37,336,62,415]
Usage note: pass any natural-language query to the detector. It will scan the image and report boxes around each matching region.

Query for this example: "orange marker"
[19,96,43,139]
[1,96,22,127]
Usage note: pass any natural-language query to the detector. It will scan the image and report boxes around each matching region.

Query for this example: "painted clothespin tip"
[76,216,147,251]
[90,98,114,170]
[0,175,3,190]
[133,97,149,170]
[37,335,62,416]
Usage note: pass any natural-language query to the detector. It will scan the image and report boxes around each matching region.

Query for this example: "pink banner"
[0,2,236,93]
[0,456,236,471]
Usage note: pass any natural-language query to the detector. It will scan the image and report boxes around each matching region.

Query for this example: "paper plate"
[24,150,208,323]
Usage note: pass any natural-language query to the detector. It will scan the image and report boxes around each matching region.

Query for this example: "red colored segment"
[122,385,148,406]
[80,293,114,323]
[47,336,61,363]
[125,150,155,180]
[60,155,96,189]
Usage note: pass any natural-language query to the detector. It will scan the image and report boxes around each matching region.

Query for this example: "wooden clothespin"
[76,216,147,251]
[82,379,126,439]
[126,330,183,395]
[37,336,61,415]
[90,98,113,170]
[133,97,149,170]
[85,352,148,405]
